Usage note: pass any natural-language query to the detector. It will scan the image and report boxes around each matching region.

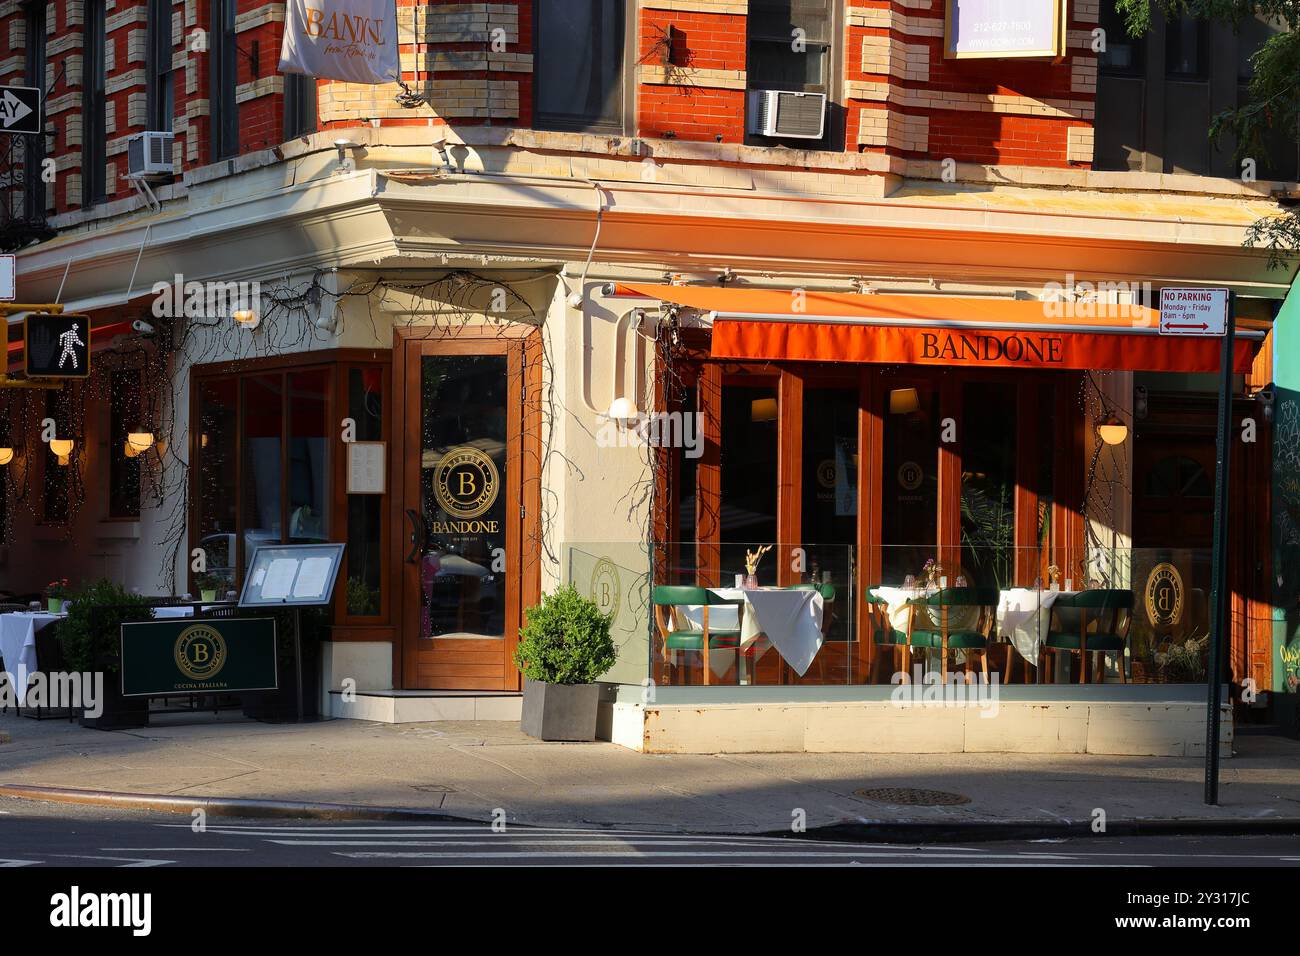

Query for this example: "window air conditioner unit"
[751,90,826,139]
[126,131,175,178]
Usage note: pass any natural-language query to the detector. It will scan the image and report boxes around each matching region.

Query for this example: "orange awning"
[612,283,1260,374]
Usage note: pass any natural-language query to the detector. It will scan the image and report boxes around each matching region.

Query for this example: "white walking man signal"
[58,326,83,370]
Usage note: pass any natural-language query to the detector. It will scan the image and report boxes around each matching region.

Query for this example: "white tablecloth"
[872,586,1078,668]
[677,587,825,677]
[0,612,62,701]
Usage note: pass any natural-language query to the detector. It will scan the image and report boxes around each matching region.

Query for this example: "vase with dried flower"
[743,544,772,589]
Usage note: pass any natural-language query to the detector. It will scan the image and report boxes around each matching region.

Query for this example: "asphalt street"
[0,802,1297,866]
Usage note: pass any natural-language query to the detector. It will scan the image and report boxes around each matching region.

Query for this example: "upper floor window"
[210,0,238,159]
[534,0,626,133]
[23,1,47,219]
[1098,0,1144,75]
[284,74,318,140]
[746,0,837,149]
[1165,14,1207,79]
[147,0,174,132]
[82,0,107,205]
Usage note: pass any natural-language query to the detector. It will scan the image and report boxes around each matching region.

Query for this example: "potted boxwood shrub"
[514,585,616,741]
[61,580,155,729]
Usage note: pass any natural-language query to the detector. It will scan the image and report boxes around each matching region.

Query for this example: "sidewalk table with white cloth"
[871,586,1079,677]
[677,587,825,681]
[0,611,65,705]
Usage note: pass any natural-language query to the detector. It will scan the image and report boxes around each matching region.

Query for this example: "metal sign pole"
[1203,293,1235,805]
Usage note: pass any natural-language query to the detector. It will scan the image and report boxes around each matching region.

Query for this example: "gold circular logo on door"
[174,624,227,681]
[1145,562,1184,628]
[816,459,837,489]
[897,460,924,491]
[589,558,621,620]
[433,445,500,520]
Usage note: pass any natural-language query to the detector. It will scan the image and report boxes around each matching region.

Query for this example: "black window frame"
[81,0,107,206]
[1097,0,1145,76]
[533,0,628,134]
[1165,13,1208,80]
[108,368,143,519]
[284,73,317,140]
[210,0,238,159]
[146,0,174,132]
[22,0,47,219]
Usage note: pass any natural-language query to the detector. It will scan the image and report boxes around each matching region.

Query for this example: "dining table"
[676,586,825,680]
[0,610,65,705]
[870,585,1080,676]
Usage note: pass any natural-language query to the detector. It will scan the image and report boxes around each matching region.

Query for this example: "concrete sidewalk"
[1,711,1298,835]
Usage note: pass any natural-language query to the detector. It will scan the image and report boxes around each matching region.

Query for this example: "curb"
[0,784,470,823]
[796,816,1300,844]
[5,784,1300,843]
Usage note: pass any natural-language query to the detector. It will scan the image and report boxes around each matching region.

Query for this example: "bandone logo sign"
[279,0,399,84]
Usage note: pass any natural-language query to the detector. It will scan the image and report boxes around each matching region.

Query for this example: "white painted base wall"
[327,692,522,723]
[609,700,1234,757]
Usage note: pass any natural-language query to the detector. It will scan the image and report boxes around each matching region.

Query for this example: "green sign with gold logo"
[119,618,279,697]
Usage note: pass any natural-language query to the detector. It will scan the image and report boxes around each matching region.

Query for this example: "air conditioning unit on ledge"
[751,90,826,139]
[126,131,175,178]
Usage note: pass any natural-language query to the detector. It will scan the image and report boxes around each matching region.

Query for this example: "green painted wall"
[1273,283,1300,692]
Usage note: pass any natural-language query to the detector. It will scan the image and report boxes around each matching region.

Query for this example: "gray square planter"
[520,678,600,741]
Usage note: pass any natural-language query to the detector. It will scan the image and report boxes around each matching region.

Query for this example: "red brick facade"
[1,1,1099,218]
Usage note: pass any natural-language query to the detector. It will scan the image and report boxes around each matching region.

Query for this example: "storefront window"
[960,381,1017,590]
[801,385,856,638]
[288,370,329,544]
[346,367,384,616]
[880,382,938,584]
[109,368,142,519]
[196,378,238,587]
[241,374,283,574]
[720,385,779,581]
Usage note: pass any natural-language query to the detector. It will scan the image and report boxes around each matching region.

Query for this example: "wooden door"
[399,334,526,690]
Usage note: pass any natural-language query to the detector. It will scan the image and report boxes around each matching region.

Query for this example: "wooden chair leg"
[981,648,990,683]
[1119,650,1127,684]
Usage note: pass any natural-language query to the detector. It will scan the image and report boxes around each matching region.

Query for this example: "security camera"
[132,319,156,337]
[567,291,584,309]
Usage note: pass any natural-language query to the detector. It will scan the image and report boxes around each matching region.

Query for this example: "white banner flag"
[279,0,400,85]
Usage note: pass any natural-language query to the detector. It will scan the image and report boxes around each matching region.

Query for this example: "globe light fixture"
[127,431,155,453]
[49,438,74,465]
[233,308,260,329]
[0,447,13,466]
[1097,415,1128,446]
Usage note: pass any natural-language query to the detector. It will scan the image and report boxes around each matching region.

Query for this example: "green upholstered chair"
[901,587,999,683]
[865,588,912,681]
[652,586,745,686]
[1042,589,1133,684]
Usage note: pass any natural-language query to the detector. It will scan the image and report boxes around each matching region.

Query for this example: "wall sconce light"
[750,397,778,423]
[0,447,12,466]
[889,387,920,415]
[606,396,639,430]
[233,308,260,330]
[49,438,74,465]
[200,433,210,449]
[126,431,155,458]
[1097,415,1128,446]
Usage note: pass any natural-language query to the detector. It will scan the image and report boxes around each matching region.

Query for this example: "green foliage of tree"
[1114,0,1300,268]
[513,585,616,685]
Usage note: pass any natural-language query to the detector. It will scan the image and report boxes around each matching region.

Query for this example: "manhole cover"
[854,787,970,806]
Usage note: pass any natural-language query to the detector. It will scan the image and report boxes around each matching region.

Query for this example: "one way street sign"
[0,87,40,135]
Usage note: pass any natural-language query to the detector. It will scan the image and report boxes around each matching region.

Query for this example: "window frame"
[743,0,844,151]
[23,0,47,219]
[209,0,238,159]
[146,0,175,132]
[81,0,107,206]
[283,73,317,140]
[532,0,633,135]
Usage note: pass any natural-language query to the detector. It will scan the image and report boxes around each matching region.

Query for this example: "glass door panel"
[960,381,1017,590]
[880,382,938,584]
[418,354,508,641]
[801,386,857,640]
[719,384,779,584]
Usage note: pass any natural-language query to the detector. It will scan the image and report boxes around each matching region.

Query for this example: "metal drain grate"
[854,787,970,806]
